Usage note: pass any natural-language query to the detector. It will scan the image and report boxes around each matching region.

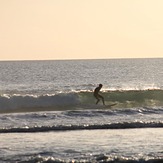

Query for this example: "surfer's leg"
[99,95,105,105]
[96,99,100,104]
[94,95,100,104]
[102,98,105,105]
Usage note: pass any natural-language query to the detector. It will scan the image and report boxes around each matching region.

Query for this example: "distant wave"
[0,121,163,133]
[0,89,163,113]
[27,154,163,163]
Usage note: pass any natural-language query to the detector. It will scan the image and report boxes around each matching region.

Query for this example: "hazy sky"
[0,0,163,60]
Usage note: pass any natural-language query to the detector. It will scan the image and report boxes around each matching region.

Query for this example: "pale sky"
[0,0,163,60]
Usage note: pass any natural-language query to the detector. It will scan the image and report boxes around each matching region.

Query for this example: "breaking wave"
[0,121,163,133]
[24,155,163,163]
[0,89,163,113]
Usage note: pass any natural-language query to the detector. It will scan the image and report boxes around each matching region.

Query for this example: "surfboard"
[104,103,117,108]
[79,103,117,110]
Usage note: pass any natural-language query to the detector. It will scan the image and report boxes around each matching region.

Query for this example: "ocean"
[0,58,163,163]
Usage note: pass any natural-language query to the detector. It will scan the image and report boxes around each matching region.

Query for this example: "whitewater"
[0,58,163,163]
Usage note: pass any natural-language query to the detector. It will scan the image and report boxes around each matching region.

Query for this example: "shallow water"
[1,128,163,162]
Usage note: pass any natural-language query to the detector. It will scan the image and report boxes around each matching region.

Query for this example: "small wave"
[12,153,163,163]
[0,121,163,133]
[0,89,163,113]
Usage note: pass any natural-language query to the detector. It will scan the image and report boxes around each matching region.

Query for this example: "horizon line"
[0,57,162,62]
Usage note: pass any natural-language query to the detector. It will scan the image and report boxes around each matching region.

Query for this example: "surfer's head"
[99,84,103,87]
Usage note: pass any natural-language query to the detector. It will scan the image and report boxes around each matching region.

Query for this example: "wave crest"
[0,89,163,113]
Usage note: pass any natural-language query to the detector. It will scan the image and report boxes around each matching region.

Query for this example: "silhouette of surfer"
[94,84,105,105]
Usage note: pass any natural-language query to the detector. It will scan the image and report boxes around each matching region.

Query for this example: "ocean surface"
[0,58,163,163]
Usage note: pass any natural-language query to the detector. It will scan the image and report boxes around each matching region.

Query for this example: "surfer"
[94,84,105,105]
